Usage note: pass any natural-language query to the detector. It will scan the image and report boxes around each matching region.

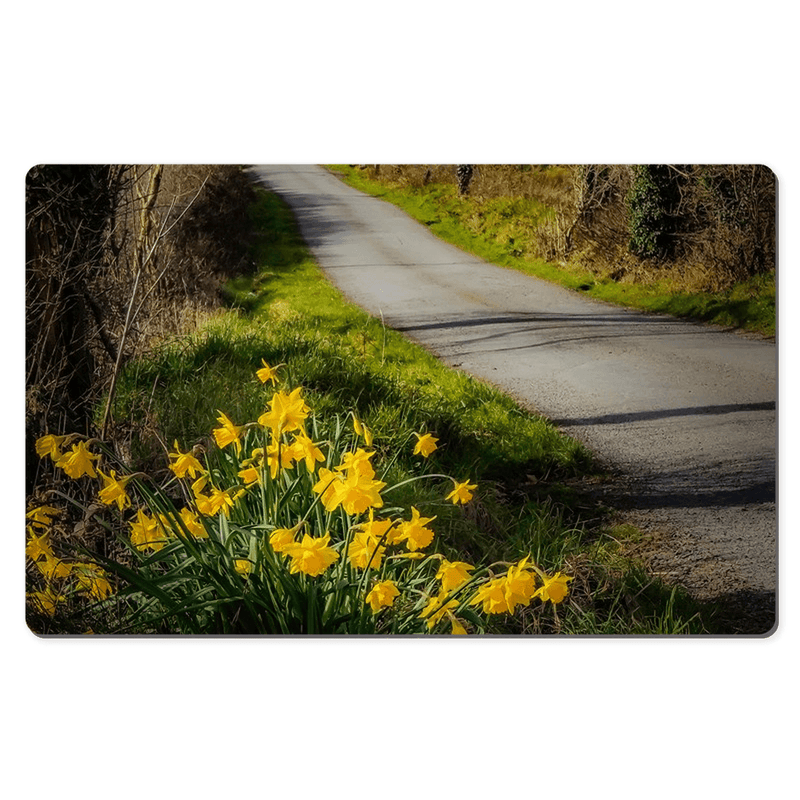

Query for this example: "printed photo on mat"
[25,165,777,636]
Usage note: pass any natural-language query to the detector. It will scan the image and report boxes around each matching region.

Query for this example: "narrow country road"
[247,165,777,625]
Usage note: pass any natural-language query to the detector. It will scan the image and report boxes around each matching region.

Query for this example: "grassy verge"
[327,166,775,338]
[111,187,718,634]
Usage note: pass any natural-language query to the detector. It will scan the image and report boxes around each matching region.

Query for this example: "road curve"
[247,165,777,615]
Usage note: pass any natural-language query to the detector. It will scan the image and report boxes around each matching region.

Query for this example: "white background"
[4,3,795,798]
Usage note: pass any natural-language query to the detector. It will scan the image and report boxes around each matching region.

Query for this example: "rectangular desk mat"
[25,164,777,636]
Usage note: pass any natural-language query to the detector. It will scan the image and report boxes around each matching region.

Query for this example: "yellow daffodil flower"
[179,507,208,539]
[353,415,374,446]
[191,477,242,517]
[312,463,385,516]
[269,525,299,554]
[335,470,386,516]
[168,441,204,479]
[129,509,169,552]
[234,559,253,578]
[398,507,436,551]
[72,563,114,600]
[36,554,73,581]
[358,508,402,545]
[311,450,386,515]
[238,465,262,486]
[365,580,400,613]
[446,479,477,505]
[258,387,310,437]
[448,615,468,635]
[289,432,325,472]
[413,432,439,458]
[503,558,538,610]
[56,441,100,479]
[284,533,339,577]
[335,448,376,478]
[436,560,475,592]
[25,527,54,561]
[26,505,60,529]
[420,592,460,629]
[194,492,214,516]
[266,439,296,479]
[97,469,133,511]
[312,467,344,511]
[256,359,281,385]
[212,411,243,454]
[207,486,244,517]
[470,576,512,615]
[35,433,70,461]
[534,572,573,604]
[28,587,64,617]
[347,529,387,570]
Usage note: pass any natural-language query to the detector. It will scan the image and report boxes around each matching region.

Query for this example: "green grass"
[110,187,720,634]
[328,166,775,338]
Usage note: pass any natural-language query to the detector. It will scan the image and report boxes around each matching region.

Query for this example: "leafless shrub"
[563,165,776,290]
[468,165,575,209]
[25,164,255,491]
[531,214,574,263]
[667,165,776,286]
[360,164,577,206]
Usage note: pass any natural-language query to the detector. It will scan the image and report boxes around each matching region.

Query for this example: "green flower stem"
[354,522,395,600]
[297,474,337,528]
[307,579,317,634]
[381,474,453,495]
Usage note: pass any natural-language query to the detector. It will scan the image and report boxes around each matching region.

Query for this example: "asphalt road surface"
[248,165,777,624]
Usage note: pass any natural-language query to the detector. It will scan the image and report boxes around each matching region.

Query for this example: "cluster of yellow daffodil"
[28,359,573,634]
[25,502,113,620]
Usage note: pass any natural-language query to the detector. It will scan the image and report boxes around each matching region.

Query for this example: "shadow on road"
[631,476,774,510]
[395,310,675,332]
[705,588,776,635]
[390,309,750,358]
[552,400,776,427]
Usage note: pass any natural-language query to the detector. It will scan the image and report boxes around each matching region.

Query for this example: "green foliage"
[37,385,588,635]
[626,165,678,259]
[93,417,493,635]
